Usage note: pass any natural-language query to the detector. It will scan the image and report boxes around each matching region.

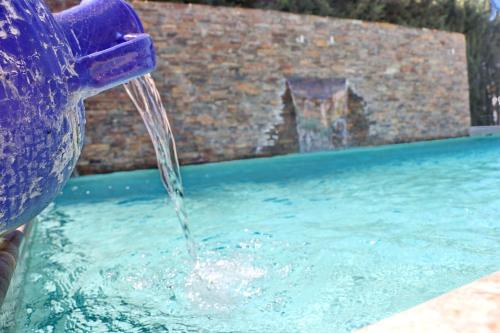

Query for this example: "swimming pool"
[3,137,500,332]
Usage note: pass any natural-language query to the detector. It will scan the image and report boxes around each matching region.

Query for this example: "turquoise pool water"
[4,137,500,332]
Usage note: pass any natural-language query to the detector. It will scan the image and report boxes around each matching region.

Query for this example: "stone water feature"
[285,77,369,152]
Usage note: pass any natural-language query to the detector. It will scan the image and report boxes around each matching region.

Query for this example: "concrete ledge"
[470,126,500,137]
[355,271,500,333]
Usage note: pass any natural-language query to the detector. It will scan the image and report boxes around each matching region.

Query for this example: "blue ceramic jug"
[0,0,156,233]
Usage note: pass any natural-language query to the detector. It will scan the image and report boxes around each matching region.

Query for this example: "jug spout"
[55,0,156,96]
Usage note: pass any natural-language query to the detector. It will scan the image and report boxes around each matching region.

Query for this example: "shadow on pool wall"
[43,0,471,175]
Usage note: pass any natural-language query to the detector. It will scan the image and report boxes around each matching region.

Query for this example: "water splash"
[185,256,266,312]
[124,74,197,258]
[124,75,266,311]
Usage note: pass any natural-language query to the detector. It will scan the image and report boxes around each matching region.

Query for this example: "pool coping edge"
[355,270,500,333]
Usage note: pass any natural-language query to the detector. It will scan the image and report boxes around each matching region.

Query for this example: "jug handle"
[73,33,156,96]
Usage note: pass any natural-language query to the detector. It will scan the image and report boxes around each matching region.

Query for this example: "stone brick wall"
[44,1,470,174]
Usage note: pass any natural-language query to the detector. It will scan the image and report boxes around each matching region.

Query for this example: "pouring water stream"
[124,75,265,310]
[124,74,197,258]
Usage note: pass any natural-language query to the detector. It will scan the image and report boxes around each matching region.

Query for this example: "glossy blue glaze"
[0,0,156,233]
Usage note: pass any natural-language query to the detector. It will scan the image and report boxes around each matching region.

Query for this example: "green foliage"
[156,0,499,125]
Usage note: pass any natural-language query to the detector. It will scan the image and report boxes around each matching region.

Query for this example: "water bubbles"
[85,190,91,195]
[238,238,263,250]
[43,281,56,293]
[50,300,64,314]
[101,268,120,283]
[71,186,78,192]
[41,325,54,333]
[133,280,146,290]
[29,273,42,283]
[278,264,292,277]
[125,273,152,291]
[184,258,266,312]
